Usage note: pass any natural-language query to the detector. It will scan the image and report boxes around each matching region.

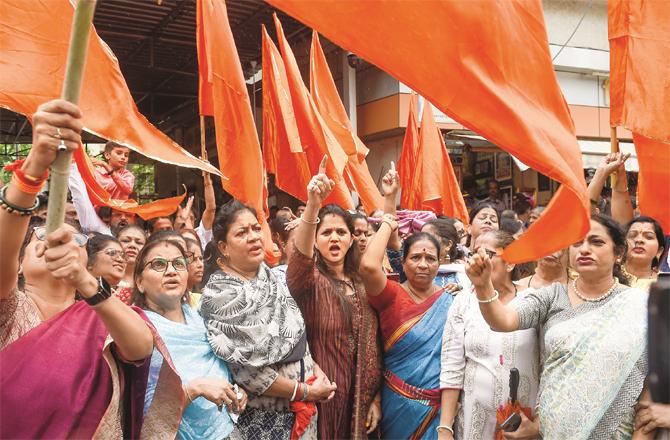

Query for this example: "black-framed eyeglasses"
[99,248,126,259]
[143,257,188,273]
[33,226,88,247]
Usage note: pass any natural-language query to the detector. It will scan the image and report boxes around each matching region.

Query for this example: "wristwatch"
[84,277,113,306]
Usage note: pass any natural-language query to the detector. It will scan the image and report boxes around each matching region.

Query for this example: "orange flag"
[261,26,313,203]
[273,15,354,210]
[633,135,670,232]
[72,147,185,220]
[197,0,278,263]
[309,32,383,213]
[0,0,219,177]
[397,93,421,211]
[265,0,588,263]
[418,104,469,223]
[609,0,670,142]
[609,0,670,233]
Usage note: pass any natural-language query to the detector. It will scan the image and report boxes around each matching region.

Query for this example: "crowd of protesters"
[1,100,668,439]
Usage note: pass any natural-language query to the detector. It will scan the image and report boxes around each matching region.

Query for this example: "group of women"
[0,99,667,440]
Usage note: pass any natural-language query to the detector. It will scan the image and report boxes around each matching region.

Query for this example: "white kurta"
[440,290,540,439]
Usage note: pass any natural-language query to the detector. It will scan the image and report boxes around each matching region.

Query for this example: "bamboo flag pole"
[45,0,97,233]
[610,126,620,187]
[199,115,208,161]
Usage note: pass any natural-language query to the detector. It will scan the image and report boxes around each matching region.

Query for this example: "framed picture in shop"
[494,152,512,181]
[500,185,514,209]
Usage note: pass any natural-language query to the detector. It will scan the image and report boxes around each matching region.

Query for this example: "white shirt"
[68,163,112,235]
[440,290,540,439]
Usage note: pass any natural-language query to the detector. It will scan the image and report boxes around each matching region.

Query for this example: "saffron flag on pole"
[0,0,219,177]
[418,103,469,223]
[273,14,354,210]
[609,0,670,142]
[397,93,421,211]
[609,0,670,232]
[197,0,278,262]
[309,32,383,213]
[261,25,312,203]
[632,135,670,232]
[71,147,186,220]
[265,0,588,263]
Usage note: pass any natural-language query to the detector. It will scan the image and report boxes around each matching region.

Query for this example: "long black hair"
[625,216,666,270]
[315,204,360,326]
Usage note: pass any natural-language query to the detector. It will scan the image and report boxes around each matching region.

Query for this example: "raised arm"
[293,156,334,259]
[38,227,153,361]
[201,172,216,231]
[360,214,398,296]
[381,163,402,251]
[587,153,633,223]
[465,248,520,332]
[0,100,82,299]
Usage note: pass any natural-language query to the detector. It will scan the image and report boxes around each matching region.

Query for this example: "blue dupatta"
[144,305,235,440]
[381,292,454,439]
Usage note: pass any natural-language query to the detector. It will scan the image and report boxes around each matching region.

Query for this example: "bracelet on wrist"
[477,289,499,304]
[0,185,40,216]
[3,159,49,184]
[613,187,629,193]
[290,380,299,402]
[436,425,454,435]
[300,215,320,225]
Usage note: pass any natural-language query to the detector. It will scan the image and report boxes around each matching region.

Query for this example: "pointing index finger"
[390,161,395,172]
[318,155,328,175]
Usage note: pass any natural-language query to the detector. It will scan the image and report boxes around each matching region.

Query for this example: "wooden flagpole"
[45,0,97,233]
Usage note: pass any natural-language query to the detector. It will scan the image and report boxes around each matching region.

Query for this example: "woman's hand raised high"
[381,161,400,197]
[306,155,335,208]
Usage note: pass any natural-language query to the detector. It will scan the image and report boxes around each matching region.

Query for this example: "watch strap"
[84,277,113,306]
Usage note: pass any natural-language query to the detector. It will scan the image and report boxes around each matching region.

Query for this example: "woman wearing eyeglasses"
[0,100,157,438]
[130,236,248,439]
[86,233,127,296]
[201,199,336,439]
[439,231,539,440]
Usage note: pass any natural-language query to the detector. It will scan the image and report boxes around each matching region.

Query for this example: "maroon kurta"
[287,248,382,439]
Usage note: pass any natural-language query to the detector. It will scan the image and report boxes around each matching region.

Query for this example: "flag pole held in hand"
[45,0,97,233]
